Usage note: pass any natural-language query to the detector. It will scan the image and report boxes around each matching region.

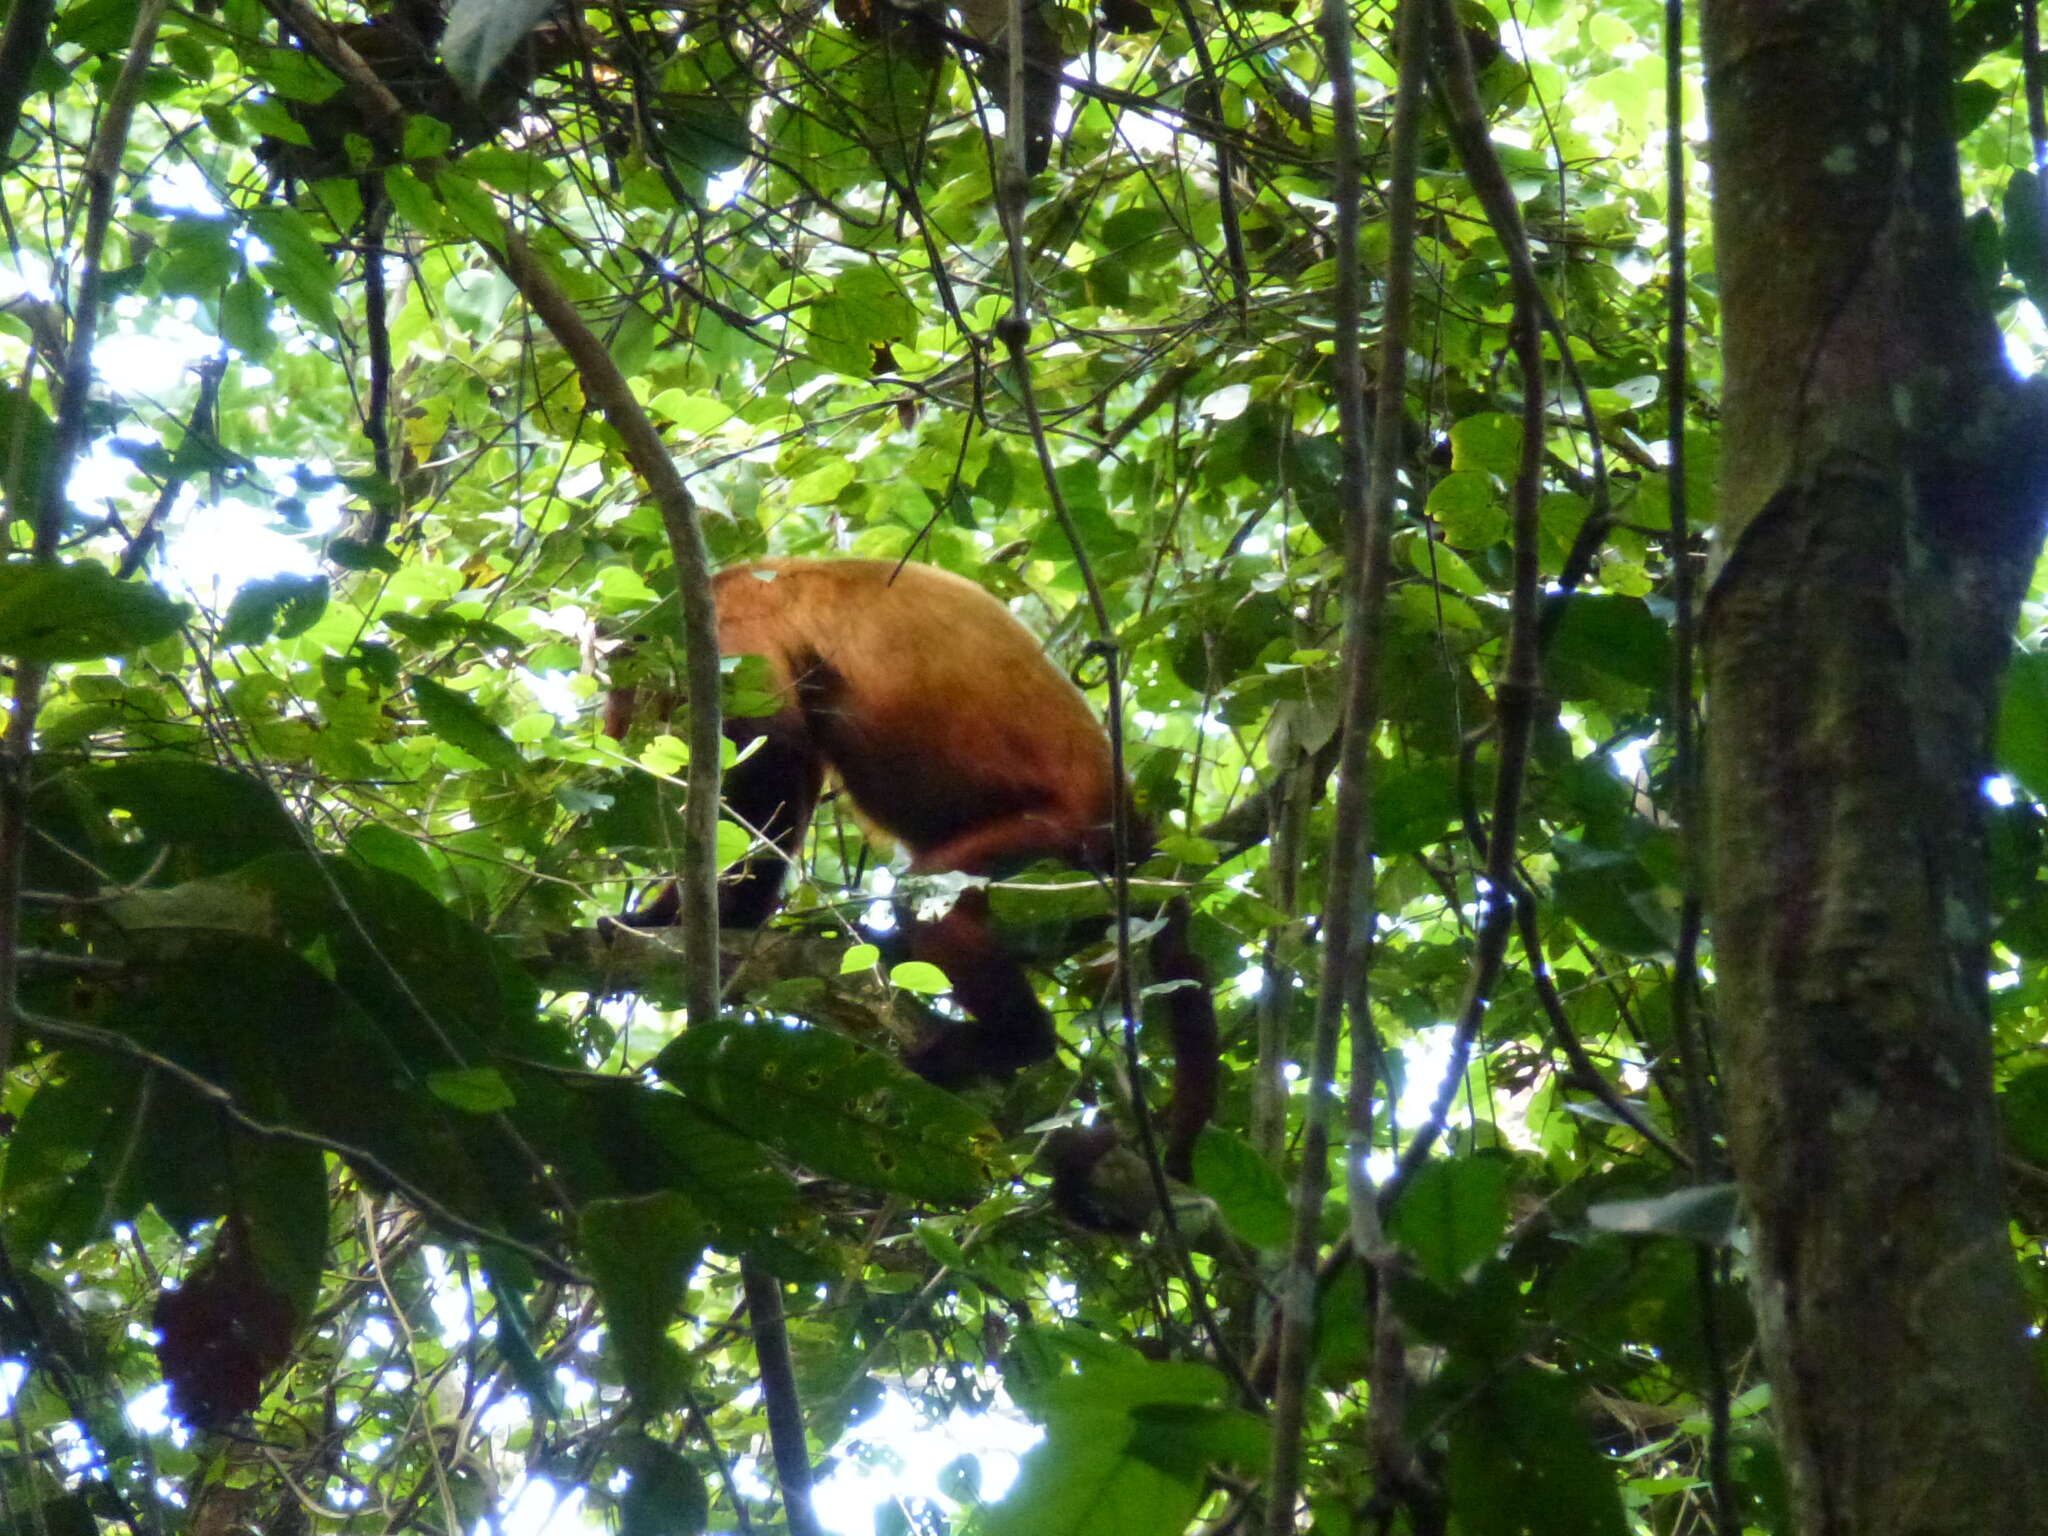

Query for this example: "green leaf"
[403,113,453,160]
[427,1067,518,1115]
[1587,1183,1741,1243]
[1426,471,1509,549]
[1373,765,1459,857]
[984,1356,1259,1536]
[219,275,275,358]
[157,215,236,297]
[68,759,300,876]
[1444,1365,1630,1536]
[617,1435,710,1536]
[1954,77,2002,138]
[1448,412,1525,476]
[2002,1064,2048,1165]
[786,458,857,506]
[234,1138,330,1321]
[7,1054,148,1253]
[345,823,445,897]
[805,264,918,377]
[434,170,505,254]
[1189,1128,1291,1248]
[380,166,445,234]
[220,573,329,647]
[226,853,549,1058]
[248,208,340,334]
[1545,592,1673,693]
[412,675,526,773]
[2006,172,2048,312]
[655,1017,998,1205]
[582,1193,704,1417]
[888,960,951,995]
[542,1077,803,1255]
[0,388,54,508]
[1998,651,2048,800]
[1388,1154,1513,1287]
[327,535,402,571]
[441,0,558,99]
[0,561,186,660]
[1551,838,1675,956]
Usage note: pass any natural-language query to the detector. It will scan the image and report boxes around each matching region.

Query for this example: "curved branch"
[1265,0,1422,1524]
[1377,0,1548,1209]
[24,1011,586,1286]
[741,1264,822,1536]
[0,0,170,1106]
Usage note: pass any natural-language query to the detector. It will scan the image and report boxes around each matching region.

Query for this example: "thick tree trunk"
[1701,2,2048,1532]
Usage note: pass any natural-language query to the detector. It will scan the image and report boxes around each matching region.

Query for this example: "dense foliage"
[3,0,2048,1530]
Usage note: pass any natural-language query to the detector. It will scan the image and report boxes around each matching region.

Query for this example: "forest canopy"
[3,0,2048,1531]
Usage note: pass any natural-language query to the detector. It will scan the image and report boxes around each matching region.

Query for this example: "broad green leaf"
[0,561,185,660]
[1445,1365,1630,1536]
[1551,838,1676,955]
[1449,411,1524,476]
[1587,1183,1741,1243]
[1388,1155,1514,1287]
[1426,470,1509,549]
[1546,592,1674,693]
[655,1017,998,1205]
[412,675,526,773]
[344,824,444,897]
[233,1138,330,1320]
[435,170,505,253]
[888,960,950,995]
[2003,1063,2048,1165]
[442,0,558,99]
[1999,651,2048,800]
[220,573,328,646]
[69,759,300,875]
[617,1436,710,1536]
[582,1193,704,1417]
[428,1066,518,1115]
[984,1357,1260,1536]
[1189,1128,1290,1248]
[805,265,917,377]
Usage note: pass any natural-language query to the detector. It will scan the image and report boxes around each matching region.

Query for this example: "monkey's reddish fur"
[718,559,1118,874]
[616,558,1216,1203]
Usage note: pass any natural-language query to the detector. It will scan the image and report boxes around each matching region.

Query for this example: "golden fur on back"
[712,559,1117,872]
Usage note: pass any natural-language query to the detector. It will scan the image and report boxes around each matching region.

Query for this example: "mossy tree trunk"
[1702,2,2048,1531]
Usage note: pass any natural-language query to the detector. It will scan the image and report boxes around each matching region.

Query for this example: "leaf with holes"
[654,1018,998,1205]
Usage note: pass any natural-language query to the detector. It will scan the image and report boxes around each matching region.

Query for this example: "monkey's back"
[713,559,1118,870]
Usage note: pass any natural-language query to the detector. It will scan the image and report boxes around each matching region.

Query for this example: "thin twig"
[2025,0,2048,183]
[362,192,397,545]
[115,351,227,579]
[989,14,1244,1386]
[1377,0,1548,1209]
[0,0,170,1104]
[1167,0,1253,319]
[1509,883,1690,1167]
[1095,641,1254,1405]
[0,0,55,173]
[22,1010,586,1285]
[1263,0,1419,1526]
[1662,3,1735,1529]
[741,1263,822,1536]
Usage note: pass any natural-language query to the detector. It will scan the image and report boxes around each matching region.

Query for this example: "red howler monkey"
[609,558,1217,1211]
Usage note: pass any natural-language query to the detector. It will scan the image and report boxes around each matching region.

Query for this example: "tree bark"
[1701,2,2048,1532]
